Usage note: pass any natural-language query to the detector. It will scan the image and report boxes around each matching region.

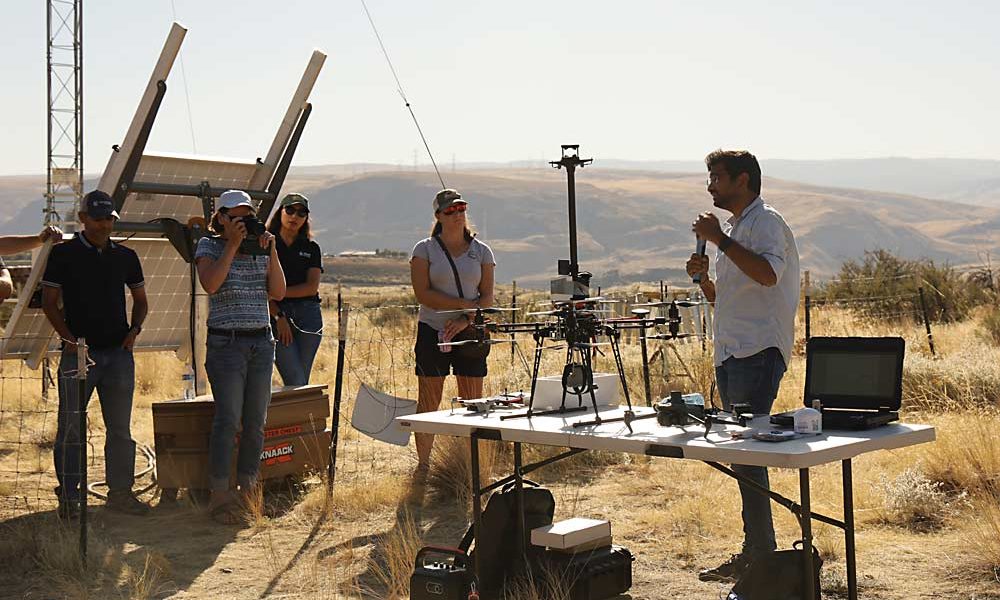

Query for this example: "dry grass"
[361,510,423,600]
[965,489,1000,573]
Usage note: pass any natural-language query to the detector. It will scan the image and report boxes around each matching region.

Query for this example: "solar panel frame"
[1,22,326,383]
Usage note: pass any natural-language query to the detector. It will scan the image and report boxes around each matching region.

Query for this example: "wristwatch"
[718,235,733,253]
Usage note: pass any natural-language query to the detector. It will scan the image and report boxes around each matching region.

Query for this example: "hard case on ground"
[541,544,633,600]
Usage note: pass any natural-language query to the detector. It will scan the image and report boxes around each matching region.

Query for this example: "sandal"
[209,501,246,526]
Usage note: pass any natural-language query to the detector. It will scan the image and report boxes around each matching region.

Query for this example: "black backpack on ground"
[728,540,823,600]
[458,480,556,593]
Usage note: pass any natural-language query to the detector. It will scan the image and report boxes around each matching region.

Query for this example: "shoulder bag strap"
[434,235,465,299]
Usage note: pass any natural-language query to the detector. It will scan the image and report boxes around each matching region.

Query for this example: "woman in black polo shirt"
[267,193,324,386]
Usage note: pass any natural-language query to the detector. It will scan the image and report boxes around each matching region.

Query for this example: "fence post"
[511,280,517,365]
[917,287,936,356]
[76,338,88,562]
[41,357,50,401]
[804,270,811,340]
[329,294,349,492]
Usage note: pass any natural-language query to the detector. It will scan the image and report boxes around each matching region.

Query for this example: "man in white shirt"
[686,149,800,583]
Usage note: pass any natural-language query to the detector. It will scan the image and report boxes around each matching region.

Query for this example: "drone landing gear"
[571,329,636,432]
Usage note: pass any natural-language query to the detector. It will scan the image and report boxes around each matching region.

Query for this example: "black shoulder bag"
[434,236,491,361]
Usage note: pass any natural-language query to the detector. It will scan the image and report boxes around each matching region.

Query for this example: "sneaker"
[57,500,80,521]
[698,553,752,583]
[106,490,150,516]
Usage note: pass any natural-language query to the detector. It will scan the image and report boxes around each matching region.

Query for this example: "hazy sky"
[2,0,998,176]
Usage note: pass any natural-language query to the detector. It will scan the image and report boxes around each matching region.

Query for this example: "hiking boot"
[698,553,752,583]
[57,500,80,521]
[106,490,150,516]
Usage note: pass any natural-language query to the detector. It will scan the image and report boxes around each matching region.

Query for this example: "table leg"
[470,434,482,582]
[514,442,527,564]
[800,468,816,600]
[843,459,858,600]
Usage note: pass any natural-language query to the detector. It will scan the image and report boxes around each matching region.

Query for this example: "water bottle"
[794,400,822,435]
[181,366,196,400]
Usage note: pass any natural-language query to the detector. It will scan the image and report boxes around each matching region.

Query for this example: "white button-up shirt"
[713,196,800,368]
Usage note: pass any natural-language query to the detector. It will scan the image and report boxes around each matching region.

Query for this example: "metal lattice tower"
[45,0,83,228]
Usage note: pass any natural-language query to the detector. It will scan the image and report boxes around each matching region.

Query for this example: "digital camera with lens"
[238,215,269,256]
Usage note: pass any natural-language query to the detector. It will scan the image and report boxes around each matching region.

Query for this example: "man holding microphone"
[686,149,800,582]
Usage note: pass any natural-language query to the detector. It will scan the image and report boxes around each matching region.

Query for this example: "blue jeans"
[55,346,136,501]
[205,331,276,491]
[715,346,787,557]
[273,300,323,386]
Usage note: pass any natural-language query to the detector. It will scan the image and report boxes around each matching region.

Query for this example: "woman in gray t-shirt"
[410,189,495,472]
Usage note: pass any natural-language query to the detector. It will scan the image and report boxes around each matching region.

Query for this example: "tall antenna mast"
[45,0,84,229]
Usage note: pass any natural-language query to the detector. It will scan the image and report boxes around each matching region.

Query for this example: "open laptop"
[771,336,905,430]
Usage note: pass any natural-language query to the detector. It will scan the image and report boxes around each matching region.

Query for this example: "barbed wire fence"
[0,333,91,560]
[802,270,939,356]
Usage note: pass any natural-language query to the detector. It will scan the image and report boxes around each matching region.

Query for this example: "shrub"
[873,466,966,530]
[980,305,1000,346]
[819,249,990,323]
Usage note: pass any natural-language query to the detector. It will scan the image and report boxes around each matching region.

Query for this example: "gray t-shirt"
[195,236,271,330]
[410,236,496,331]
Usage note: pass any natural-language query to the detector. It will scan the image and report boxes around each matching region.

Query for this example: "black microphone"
[692,236,707,284]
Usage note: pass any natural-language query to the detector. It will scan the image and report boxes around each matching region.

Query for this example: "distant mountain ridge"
[1,160,998,286]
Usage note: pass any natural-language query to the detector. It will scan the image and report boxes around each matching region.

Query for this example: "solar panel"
[119,154,260,224]
[0,238,193,366]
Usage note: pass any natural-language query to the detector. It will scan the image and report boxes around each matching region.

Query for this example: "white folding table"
[398,405,935,600]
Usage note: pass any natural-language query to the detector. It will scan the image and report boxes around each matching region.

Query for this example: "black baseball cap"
[82,190,120,219]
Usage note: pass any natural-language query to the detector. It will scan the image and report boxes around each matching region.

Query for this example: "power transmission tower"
[45,0,83,229]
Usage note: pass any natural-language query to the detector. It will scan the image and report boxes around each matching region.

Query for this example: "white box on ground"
[531,518,612,549]
[531,373,619,411]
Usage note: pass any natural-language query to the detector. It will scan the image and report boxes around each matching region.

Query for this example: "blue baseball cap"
[82,190,120,219]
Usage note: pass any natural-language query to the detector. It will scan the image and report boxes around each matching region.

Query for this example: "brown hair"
[267,205,312,240]
[430,220,475,242]
[705,149,762,195]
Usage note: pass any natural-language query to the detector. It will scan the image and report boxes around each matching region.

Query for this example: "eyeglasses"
[441,204,467,216]
[283,205,309,217]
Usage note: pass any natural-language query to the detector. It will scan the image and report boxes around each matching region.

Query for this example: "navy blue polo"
[41,232,144,349]
[275,235,323,303]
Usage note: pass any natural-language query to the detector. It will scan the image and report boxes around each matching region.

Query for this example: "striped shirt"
[195,236,271,330]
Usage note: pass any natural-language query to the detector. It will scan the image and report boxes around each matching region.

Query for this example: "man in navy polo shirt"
[41,190,150,518]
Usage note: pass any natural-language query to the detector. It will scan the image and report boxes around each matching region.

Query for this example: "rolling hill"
[2,165,998,286]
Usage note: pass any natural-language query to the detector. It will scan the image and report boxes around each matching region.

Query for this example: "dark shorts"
[414,321,488,378]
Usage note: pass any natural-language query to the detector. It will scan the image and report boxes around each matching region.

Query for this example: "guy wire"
[360,0,447,189]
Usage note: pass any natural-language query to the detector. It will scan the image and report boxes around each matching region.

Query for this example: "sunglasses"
[283,205,309,217]
[441,204,467,216]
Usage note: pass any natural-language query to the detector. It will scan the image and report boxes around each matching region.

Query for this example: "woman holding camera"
[266,193,324,386]
[410,189,495,472]
[195,190,285,524]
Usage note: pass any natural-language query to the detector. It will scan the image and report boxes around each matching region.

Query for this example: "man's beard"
[712,194,732,210]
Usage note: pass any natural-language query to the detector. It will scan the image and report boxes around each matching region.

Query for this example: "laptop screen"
[804,337,905,411]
